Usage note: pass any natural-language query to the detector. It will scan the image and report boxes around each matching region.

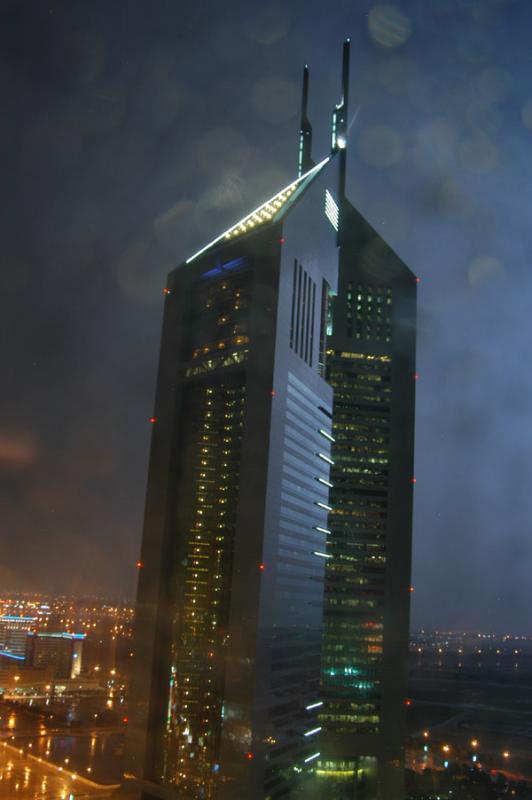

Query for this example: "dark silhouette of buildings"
[125,40,416,800]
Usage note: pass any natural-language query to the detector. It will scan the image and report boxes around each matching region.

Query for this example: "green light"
[325,666,361,677]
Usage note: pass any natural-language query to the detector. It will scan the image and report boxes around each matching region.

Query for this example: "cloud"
[116,238,169,305]
[357,125,405,168]
[195,126,252,175]
[250,78,299,125]
[0,431,39,468]
[153,200,195,250]
[243,3,290,45]
[468,254,504,287]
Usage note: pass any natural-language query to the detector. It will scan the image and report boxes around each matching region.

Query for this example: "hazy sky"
[2,0,532,633]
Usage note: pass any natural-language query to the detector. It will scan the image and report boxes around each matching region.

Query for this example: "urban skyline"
[0,588,530,800]
[3,0,532,655]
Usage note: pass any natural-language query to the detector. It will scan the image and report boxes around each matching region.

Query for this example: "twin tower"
[124,40,417,800]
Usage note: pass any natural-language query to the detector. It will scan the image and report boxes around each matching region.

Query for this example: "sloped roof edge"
[185,156,331,264]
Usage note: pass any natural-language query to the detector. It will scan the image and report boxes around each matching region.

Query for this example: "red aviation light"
[259,564,265,571]
[163,287,171,295]
[122,716,129,724]
[409,585,415,593]
[270,390,276,397]
[136,561,143,569]
[246,752,254,760]
[414,373,420,381]
[405,698,412,706]
[149,417,157,424]
[279,238,286,244]
[411,477,417,484]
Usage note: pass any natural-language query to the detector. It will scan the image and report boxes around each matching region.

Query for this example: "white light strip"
[325,209,338,231]
[316,501,332,512]
[325,212,338,232]
[317,477,333,488]
[304,727,322,737]
[318,452,335,465]
[306,701,323,710]
[304,752,320,763]
[186,157,330,264]
[314,526,331,535]
[318,428,335,443]
[325,189,339,231]
[313,551,331,559]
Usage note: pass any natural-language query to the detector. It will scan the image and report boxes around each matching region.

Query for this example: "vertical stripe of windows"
[310,281,316,368]
[290,260,298,348]
[290,260,316,367]
[295,262,302,354]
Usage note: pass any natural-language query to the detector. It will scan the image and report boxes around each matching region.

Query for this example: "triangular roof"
[185,156,331,264]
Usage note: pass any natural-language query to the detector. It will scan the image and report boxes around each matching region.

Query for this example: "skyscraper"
[317,202,416,800]
[125,73,344,800]
[125,41,416,800]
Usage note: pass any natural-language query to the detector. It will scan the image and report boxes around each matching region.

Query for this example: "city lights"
[3,17,525,800]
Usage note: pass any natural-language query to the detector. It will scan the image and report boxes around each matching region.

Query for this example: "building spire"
[297,64,314,177]
[331,39,350,199]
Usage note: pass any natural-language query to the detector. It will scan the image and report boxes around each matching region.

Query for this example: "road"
[0,701,125,786]
[0,740,117,799]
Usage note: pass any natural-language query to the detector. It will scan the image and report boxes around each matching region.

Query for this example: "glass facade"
[346,283,392,343]
[128,187,339,798]
[152,264,253,797]
[317,201,416,799]
[320,279,395,756]
[125,122,413,800]
[318,346,392,796]
[160,380,246,796]
[264,372,333,798]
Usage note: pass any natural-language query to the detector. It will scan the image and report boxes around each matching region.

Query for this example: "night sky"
[2,0,532,633]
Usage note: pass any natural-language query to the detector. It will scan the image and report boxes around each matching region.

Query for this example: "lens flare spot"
[368,5,412,49]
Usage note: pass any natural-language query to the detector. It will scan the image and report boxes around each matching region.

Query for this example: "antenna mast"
[297,65,314,177]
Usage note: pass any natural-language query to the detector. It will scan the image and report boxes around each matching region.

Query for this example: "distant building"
[0,665,54,696]
[25,632,85,679]
[0,615,36,658]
